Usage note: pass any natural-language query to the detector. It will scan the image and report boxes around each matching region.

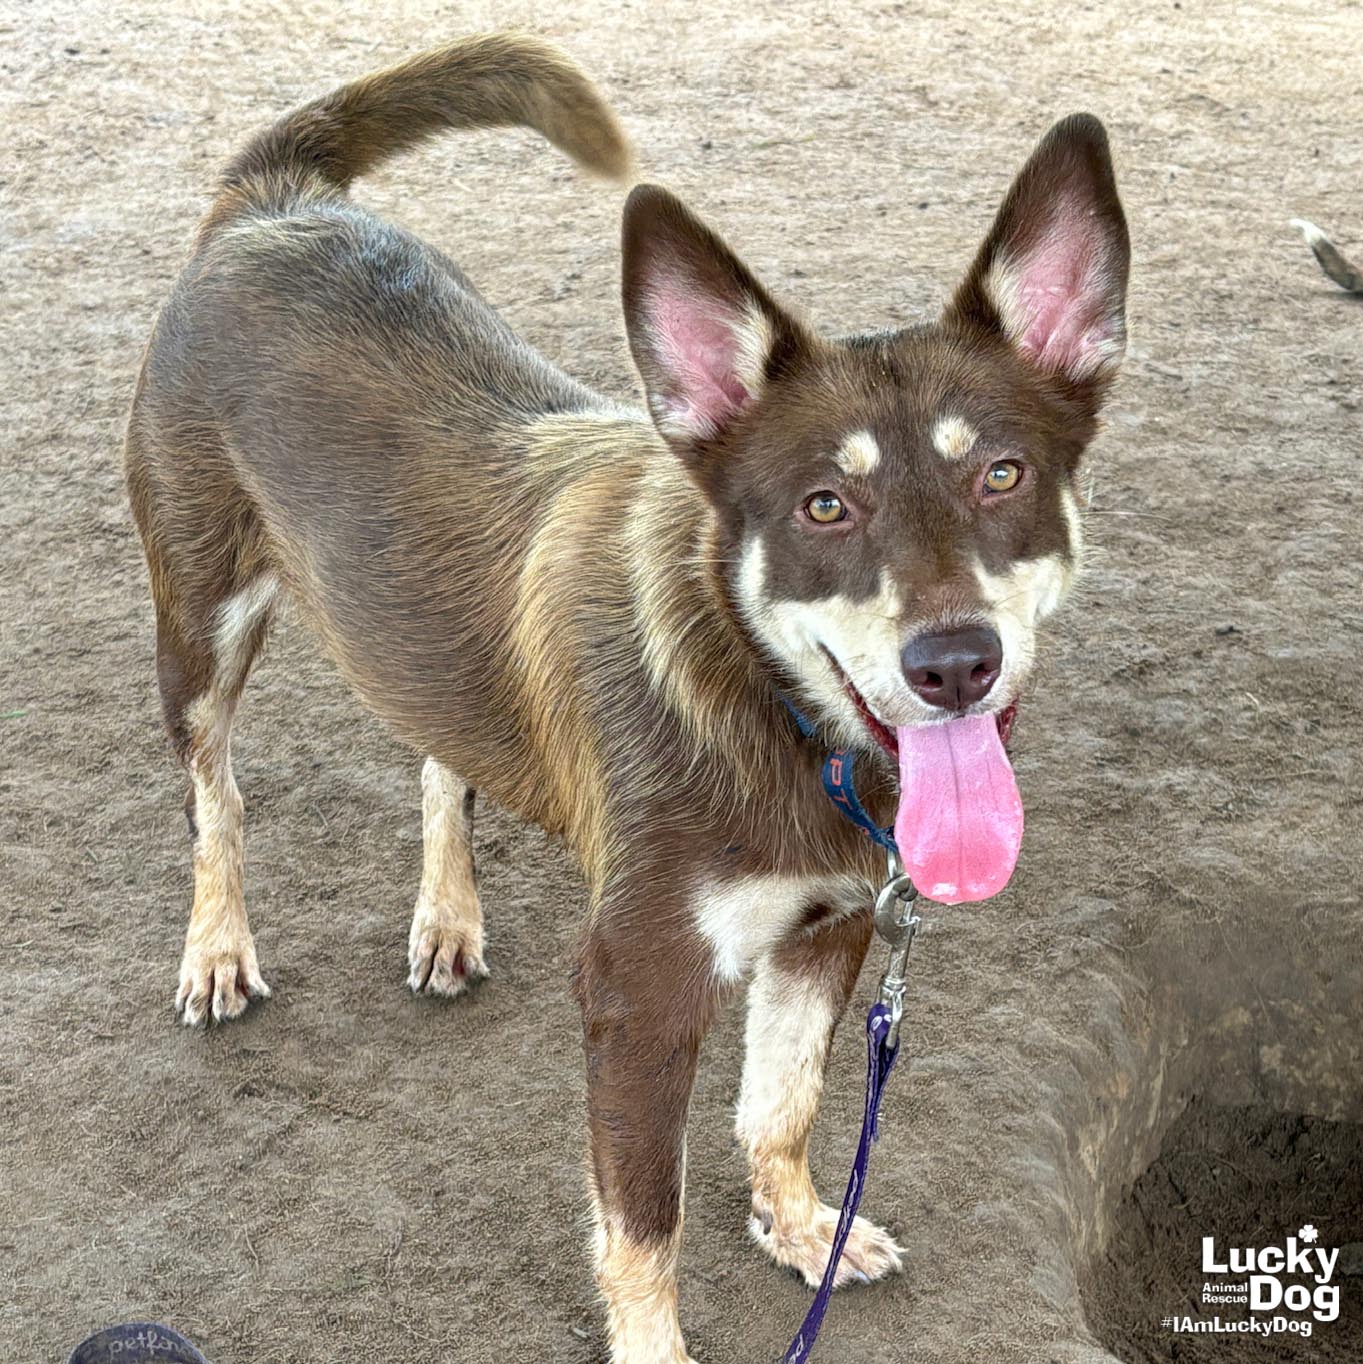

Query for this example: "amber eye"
[983,460,1023,494]
[804,491,846,524]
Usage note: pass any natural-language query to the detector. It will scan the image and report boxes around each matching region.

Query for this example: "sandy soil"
[3,1,1361,1361]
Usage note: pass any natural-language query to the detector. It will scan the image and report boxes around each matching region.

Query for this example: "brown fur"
[126,36,1128,1360]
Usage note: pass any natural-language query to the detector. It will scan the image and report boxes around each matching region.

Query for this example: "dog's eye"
[804,491,846,524]
[983,461,1023,494]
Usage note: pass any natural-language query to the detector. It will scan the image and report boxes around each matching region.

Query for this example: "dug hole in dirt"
[1070,921,1363,1362]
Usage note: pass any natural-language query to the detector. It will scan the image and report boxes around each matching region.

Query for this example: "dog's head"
[622,115,1129,754]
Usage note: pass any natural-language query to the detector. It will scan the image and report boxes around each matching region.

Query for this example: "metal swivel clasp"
[873,850,921,1049]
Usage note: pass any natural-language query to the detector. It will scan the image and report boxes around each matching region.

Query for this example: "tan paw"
[176,931,270,1026]
[407,902,488,997]
[750,1202,904,1288]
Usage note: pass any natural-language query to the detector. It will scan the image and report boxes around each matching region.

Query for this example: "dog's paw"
[407,901,488,997]
[176,931,270,1026]
[750,1203,904,1288]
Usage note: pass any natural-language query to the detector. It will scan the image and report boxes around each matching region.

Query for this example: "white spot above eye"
[834,429,880,476]
[932,415,978,461]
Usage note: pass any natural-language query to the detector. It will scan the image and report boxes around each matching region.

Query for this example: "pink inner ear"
[649,281,755,436]
[1010,200,1119,379]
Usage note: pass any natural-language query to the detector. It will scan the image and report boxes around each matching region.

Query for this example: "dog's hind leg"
[158,574,277,1025]
[407,757,488,996]
[128,415,278,1025]
[736,911,904,1287]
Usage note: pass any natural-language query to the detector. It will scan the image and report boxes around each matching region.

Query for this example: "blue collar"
[778,692,898,853]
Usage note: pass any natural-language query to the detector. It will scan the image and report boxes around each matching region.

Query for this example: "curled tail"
[205,33,632,234]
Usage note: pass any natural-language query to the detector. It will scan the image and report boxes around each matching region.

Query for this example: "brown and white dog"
[126,34,1129,1363]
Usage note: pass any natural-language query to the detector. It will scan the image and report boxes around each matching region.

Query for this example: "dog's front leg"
[575,923,717,1364]
[736,910,904,1287]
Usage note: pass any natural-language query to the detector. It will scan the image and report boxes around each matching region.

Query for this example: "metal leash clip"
[872,850,920,1049]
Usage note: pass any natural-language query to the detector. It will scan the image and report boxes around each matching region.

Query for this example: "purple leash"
[780,856,922,1363]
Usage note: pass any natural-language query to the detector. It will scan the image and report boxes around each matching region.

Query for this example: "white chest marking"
[695,873,870,983]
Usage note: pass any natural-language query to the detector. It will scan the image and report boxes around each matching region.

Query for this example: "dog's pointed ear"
[947,114,1130,402]
[622,184,813,453]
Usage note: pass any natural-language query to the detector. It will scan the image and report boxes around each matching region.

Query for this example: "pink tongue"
[894,715,1023,904]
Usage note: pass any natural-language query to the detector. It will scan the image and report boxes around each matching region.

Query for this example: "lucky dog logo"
[1162,1223,1341,1338]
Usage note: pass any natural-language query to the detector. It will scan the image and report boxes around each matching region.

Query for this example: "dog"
[126,34,1129,1363]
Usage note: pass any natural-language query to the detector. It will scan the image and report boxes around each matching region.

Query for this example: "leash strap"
[779,1001,900,1363]
[778,693,897,852]
[772,695,915,1360]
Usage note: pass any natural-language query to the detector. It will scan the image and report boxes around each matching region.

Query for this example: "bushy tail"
[206,33,632,232]
[1290,219,1363,294]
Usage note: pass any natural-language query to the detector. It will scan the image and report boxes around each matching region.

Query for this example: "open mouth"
[821,648,1019,757]
[819,646,1025,905]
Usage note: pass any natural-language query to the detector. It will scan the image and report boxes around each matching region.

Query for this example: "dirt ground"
[3,1,1361,1361]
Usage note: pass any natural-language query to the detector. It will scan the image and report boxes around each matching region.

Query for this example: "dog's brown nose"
[902,626,1003,711]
